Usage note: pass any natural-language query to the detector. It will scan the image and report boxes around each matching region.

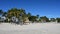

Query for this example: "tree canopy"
[0,8,59,23]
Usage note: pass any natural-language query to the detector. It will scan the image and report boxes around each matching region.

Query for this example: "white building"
[0,16,6,22]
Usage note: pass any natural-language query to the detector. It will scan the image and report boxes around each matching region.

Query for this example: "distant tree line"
[0,8,60,23]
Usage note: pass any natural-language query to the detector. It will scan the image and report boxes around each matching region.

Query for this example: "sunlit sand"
[0,23,60,34]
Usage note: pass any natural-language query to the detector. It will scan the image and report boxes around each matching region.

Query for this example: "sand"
[0,23,60,34]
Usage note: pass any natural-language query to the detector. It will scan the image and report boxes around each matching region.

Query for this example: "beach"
[0,23,60,34]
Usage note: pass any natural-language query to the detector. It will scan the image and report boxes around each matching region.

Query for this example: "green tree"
[36,15,39,22]
[7,8,27,23]
[7,8,19,18]
[56,18,60,23]
[19,8,27,23]
[2,12,7,17]
[50,18,56,22]
[40,16,49,22]
[27,12,31,17]
[7,8,26,18]
[36,15,39,18]
[28,16,37,23]
[0,10,3,15]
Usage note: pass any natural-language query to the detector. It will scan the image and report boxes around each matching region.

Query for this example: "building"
[0,16,6,22]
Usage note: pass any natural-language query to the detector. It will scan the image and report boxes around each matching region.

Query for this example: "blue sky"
[0,0,60,18]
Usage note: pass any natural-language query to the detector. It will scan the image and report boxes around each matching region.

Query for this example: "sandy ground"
[0,23,60,34]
